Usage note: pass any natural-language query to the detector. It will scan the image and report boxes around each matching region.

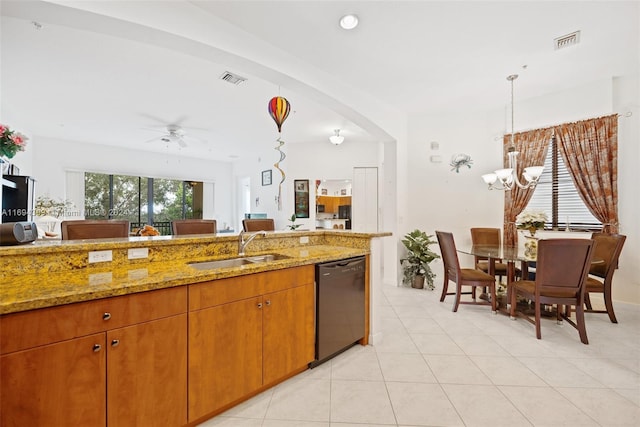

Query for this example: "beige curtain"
[503,128,553,246]
[554,114,619,233]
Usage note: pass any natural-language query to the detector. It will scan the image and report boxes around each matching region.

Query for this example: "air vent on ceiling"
[554,31,581,50]
[219,71,247,85]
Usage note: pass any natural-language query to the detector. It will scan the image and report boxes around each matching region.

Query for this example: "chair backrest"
[61,220,130,240]
[470,228,501,262]
[535,239,594,296]
[436,231,461,280]
[589,233,626,280]
[242,218,275,232]
[171,219,217,236]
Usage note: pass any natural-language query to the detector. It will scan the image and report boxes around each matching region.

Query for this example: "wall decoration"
[268,96,291,210]
[261,169,272,186]
[294,179,310,218]
[450,153,473,173]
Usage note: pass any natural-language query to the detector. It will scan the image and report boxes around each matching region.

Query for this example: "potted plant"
[400,229,440,289]
[287,214,302,230]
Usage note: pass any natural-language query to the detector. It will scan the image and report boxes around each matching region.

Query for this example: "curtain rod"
[494,112,632,140]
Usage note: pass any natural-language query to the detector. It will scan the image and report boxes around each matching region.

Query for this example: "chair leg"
[575,303,589,344]
[439,272,449,302]
[535,301,542,339]
[489,283,497,313]
[584,292,593,310]
[603,291,618,323]
[509,287,517,319]
[453,283,462,312]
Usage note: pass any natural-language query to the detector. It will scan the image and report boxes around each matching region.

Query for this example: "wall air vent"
[554,31,580,50]
[219,71,247,85]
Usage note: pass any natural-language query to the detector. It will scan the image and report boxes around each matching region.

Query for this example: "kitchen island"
[0,229,390,426]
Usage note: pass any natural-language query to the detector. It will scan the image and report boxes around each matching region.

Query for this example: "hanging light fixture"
[329,129,344,145]
[481,75,544,190]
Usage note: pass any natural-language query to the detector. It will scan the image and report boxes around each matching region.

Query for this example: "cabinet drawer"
[189,265,315,310]
[0,286,187,354]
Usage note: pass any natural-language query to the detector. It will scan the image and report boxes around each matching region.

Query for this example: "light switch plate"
[128,248,149,259]
[299,236,309,244]
[88,250,112,263]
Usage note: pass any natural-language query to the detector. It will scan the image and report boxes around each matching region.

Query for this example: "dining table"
[457,241,603,318]
[457,243,531,316]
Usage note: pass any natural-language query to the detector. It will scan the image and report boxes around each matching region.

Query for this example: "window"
[525,137,602,231]
[84,172,200,235]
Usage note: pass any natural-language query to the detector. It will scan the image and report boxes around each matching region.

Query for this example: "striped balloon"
[268,96,291,133]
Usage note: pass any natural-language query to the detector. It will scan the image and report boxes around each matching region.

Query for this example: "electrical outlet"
[299,236,309,244]
[88,250,112,263]
[128,248,149,260]
[89,272,112,285]
[128,268,148,280]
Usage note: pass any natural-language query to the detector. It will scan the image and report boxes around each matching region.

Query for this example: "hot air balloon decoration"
[268,96,291,211]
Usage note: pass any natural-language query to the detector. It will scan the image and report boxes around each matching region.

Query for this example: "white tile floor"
[200,285,640,426]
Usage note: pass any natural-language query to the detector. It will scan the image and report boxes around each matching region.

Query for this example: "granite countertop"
[0,245,367,315]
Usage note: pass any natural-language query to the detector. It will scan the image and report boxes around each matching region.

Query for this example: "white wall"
[29,137,234,226]
[405,77,639,304]
[233,139,381,231]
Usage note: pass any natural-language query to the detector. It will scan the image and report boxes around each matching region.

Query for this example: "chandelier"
[481,75,544,190]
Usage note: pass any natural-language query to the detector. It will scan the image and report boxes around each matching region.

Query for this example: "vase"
[1,157,10,175]
[524,235,538,259]
[411,275,425,289]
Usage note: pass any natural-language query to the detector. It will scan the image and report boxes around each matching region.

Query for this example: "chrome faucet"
[238,230,266,256]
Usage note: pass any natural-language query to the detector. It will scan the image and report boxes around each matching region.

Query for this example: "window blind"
[526,138,601,231]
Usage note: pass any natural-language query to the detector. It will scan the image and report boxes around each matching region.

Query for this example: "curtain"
[554,114,619,233]
[503,128,553,246]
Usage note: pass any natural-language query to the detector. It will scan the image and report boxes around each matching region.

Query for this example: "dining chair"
[510,238,594,344]
[584,232,626,323]
[470,227,513,283]
[436,231,498,313]
[242,218,275,232]
[61,219,130,240]
[171,219,217,235]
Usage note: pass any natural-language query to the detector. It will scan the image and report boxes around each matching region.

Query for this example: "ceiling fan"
[145,124,189,147]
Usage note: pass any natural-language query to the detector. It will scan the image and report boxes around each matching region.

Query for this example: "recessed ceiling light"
[339,14,359,30]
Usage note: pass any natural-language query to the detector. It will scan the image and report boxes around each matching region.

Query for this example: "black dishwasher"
[311,256,366,367]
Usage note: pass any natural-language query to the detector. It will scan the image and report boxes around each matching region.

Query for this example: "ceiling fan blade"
[177,138,188,148]
[143,135,162,144]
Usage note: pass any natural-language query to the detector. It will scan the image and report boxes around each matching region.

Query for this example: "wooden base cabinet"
[188,266,315,422]
[1,333,107,427]
[263,283,315,384]
[107,314,188,427]
[0,287,188,427]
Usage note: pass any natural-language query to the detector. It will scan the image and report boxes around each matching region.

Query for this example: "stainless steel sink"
[244,254,290,263]
[188,253,290,270]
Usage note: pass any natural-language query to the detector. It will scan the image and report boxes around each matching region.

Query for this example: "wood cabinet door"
[107,314,187,427]
[262,283,315,385]
[0,333,106,427]
[188,297,263,422]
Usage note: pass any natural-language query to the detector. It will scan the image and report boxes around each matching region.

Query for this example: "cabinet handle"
[111,339,120,347]
[102,312,111,320]
[257,302,263,309]
[265,300,271,306]
[93,344,102,352]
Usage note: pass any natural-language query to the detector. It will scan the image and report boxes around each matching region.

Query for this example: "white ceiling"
[1,1,638,162]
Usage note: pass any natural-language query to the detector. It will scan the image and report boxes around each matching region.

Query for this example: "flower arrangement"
[0,124,28,159]
[34,195,75,218]
[516,209,548,235]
